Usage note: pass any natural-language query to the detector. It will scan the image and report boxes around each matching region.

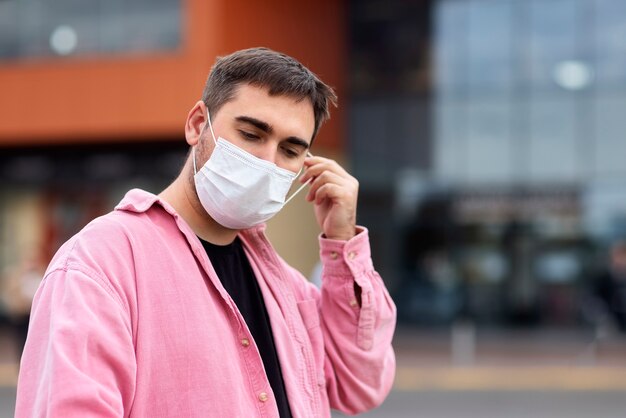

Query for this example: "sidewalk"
[392,324,626,391]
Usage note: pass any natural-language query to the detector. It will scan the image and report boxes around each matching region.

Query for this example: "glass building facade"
[350,0,626,326]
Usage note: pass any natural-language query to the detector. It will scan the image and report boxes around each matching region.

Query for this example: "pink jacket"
[16,189,396,417]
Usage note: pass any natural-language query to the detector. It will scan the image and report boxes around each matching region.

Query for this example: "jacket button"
[241,338,250,347]
[330,251,338,260]
[258,392,269,402]
[348,251,356,260]
[349,299,358,307]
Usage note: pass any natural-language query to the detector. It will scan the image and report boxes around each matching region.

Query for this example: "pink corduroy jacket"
[15,189,396,417]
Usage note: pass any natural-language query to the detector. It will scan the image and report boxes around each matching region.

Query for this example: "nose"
[253,144,279,165]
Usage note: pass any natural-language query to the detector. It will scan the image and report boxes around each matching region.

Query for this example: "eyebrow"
[235,115,310,149]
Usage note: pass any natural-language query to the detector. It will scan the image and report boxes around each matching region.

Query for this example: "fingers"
[305,171,346,203]
[300,156,350,184]
[300,156,359,204]
[300,155,359,240]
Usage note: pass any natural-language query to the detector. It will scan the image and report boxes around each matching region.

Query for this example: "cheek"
[190,142,212,175]
[278,157,305,176]
[289,165,302,176]
[199,133,217,158]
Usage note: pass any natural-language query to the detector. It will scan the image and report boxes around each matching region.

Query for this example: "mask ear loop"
[284,152,314,205]
[193,107,217,176]
[205,108,218,145]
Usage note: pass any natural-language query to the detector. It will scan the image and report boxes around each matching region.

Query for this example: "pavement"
[390,324,626,391]
[2,323,626,417]
[333,325,626,417]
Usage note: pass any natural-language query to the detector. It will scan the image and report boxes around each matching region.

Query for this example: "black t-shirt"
[200,237,293,418]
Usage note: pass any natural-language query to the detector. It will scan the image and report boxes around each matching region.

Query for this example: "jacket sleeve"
[15,264,136,418]
[293,227,397,415]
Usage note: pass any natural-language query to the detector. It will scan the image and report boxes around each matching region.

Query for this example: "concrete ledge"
[395,366,626,391]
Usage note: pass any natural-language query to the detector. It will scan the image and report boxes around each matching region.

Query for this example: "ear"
[185,101,208,146]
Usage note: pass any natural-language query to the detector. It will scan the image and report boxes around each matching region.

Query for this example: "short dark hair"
[202,47,337,140]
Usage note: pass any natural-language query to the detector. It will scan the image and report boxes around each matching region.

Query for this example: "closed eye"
[238,130,260,141]
[281,145,301,159]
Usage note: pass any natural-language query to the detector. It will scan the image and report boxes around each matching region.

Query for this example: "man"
[16,47,396,417]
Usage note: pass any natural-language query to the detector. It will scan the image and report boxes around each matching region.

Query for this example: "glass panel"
[0,0,181,61]
[594,0,626,88]
[99,0,128,53]
[465,98,513,183]
[121,7,181,52]
[18,0,49,58]
[583,179,626,239]
[434,0,469,96]
[350,100,394,187]
[434,98,466,182]
[467,0,514,94]
[593,94,626,177]
[47,0,101,56]
[393,99,430,170]
[0,1,19,58]
[528,0,578,91]
[528,95,579,182]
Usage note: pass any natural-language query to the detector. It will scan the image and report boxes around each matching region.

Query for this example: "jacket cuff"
[319,226,374,276]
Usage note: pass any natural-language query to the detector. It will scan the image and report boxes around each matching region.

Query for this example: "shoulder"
[49,211,138,265]
[48,200,173,284]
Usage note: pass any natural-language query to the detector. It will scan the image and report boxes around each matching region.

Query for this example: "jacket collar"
[114,188,267,238]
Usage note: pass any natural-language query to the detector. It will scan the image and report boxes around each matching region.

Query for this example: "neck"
[159,163,239,245]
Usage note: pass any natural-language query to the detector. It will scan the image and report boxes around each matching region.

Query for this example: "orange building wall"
[0,0,346,151]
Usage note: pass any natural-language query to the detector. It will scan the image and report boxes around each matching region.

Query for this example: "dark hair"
[202,47,337,140]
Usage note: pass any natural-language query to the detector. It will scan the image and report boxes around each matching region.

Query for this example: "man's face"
[199,83,315,174]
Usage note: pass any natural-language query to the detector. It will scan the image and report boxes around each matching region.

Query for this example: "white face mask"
[193,110,309,229]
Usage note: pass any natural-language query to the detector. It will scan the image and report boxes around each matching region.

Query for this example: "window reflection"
[0,0,181,60]
[432,0,624,186]
[529,0,578,90]
[594,95,626,177]
[528,96,578,182]
[351,0,626,325]
[594,0,626,87]
[465,98,513,183]
[434,0,469,96]
[467,0,514,93]
[434,99,466,182]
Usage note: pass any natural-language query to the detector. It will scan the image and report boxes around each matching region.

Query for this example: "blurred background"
[1,0,626,416]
